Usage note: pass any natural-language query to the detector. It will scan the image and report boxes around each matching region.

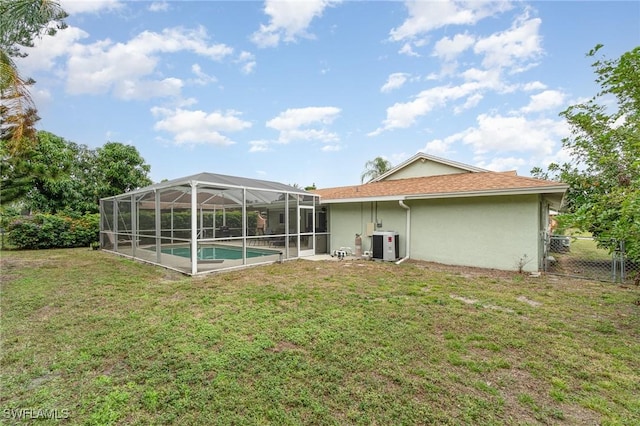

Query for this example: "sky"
[17,0,640,189]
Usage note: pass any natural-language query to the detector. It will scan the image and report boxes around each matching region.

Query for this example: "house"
[313,153,568,272]
[100,154,567,275]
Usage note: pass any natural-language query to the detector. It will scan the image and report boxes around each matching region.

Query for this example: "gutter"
[396,200,411,264]
[318,185,569,205]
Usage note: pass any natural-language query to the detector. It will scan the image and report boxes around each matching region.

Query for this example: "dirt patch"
[488,368,601,425]
[450,294,515,313]
[406,259,521,281]
[517,295,542,307]
[31,305,59,322]
[450,294,479,305]
[159,269,185,283]
[267,340,306,353]
[27,372,60,390]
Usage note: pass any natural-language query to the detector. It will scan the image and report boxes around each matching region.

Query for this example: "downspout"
[396,200,410,264]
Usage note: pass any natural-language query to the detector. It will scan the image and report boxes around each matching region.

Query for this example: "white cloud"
[399,42,420,57]
[31,88,53,108]
[190,64,217,85]
[424,139,452,157]
[390,0,511,41]
[475,156,526,172]
[151,107,252,146]
[460,68,504,86]
[374,7,545,136]
[63,26,232,99]
[422,133,461,157]
[369,82,484,135]
[19,25,234,98]
[236,51,256,74]
[249,140,270,152]
[321,144,342,152]
[522,81,547,91]
[454,92,483,113]
[176,97,198,108]
[60,0,123,14]
[520,90,566,113]
[474,11,543,73]
[266,106,341,143]
[423,113,569,174]
[540,146,573,169]
[116,78,183,100]
[251,0,341,48]
[241,61,256,75]
[460,113,567,157]
[149,1,169,12]
[432,32,475,61]
[381,73,411,93]
[16,26,88,75]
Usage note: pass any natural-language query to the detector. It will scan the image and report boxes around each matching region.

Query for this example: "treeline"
[1,131,152,249]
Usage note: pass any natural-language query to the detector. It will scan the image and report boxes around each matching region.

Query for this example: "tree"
[0,0,67,152]
[535,45,640,262]
[1,131,96,213]
[94,142,152,199]
[1,132,153,213]
[361,156,392,183]
[27,132,100,213]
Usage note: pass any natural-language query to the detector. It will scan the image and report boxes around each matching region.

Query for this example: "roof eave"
[319,195,405,204]
[319,185,568,204]
[404,186,569,200]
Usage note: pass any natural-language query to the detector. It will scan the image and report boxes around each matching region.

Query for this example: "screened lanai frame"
[100,173,327,275]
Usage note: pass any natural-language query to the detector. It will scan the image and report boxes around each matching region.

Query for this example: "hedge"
[7,213,100,249]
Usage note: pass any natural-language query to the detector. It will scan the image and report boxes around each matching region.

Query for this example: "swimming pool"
[160,245,279,260]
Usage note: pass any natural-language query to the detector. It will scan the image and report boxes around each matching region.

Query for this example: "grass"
[1,248,639,425]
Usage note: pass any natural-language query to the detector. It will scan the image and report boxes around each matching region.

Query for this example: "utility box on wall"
[372,231,399,261]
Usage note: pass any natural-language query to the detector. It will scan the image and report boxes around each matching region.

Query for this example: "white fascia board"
[319,195,404,204]
[404,186,569,200]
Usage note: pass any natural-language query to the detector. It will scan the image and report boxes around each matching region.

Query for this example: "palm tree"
[0,0,67,152]
[361,156,392,183]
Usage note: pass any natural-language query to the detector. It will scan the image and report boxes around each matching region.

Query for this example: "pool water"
[161,245,278,260]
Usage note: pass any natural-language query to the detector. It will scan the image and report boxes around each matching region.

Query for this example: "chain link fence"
[544,235,640,284]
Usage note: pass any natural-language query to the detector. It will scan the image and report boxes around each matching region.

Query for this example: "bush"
[7,213,100,249]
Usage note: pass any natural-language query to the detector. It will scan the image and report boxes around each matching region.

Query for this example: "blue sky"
[18,0,640,188]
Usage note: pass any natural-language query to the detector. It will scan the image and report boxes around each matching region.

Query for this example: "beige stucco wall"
[327,194,543,272]
[409,195,541,272]
[385,160,471,180]
[327,202,407,256]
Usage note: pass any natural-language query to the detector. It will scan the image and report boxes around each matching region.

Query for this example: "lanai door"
[298,205,315,257]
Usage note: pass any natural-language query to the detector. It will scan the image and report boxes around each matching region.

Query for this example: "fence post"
[620,240,626,282]
[612,240,625,283]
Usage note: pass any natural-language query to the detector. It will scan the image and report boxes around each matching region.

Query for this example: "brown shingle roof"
[313,172,568,201]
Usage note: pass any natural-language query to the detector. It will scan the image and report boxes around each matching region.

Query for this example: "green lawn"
[1,248,639,425]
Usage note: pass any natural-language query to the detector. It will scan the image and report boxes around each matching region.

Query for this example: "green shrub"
[7,213,100,249]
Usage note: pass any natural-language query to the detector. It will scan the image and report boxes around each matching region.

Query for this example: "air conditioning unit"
[372,231,399,261]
